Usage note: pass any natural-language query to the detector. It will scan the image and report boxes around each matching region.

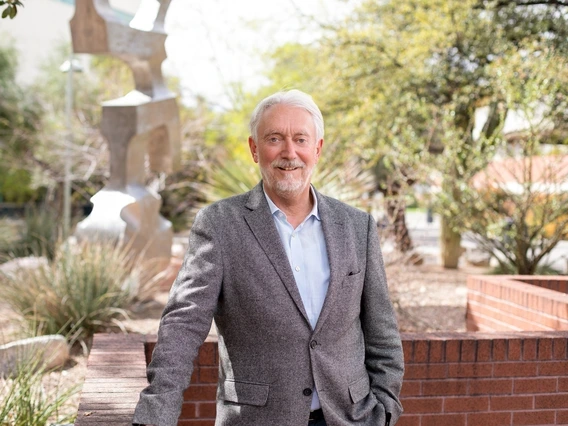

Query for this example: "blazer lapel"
[314,190,349,334]
[243,183,311,325]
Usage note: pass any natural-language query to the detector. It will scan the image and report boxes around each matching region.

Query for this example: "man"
[133,90,404,426]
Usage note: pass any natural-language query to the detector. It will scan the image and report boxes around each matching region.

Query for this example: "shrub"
[0,239,154,347]
[0,206,58,263]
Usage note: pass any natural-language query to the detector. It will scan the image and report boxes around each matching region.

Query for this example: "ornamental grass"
[0,239,157,349]
[0,355,78,426]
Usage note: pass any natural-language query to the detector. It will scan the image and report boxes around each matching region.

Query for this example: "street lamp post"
[59,54,83,237]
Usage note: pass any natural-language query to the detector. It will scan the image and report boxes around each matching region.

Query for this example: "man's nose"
[280,138,297,158]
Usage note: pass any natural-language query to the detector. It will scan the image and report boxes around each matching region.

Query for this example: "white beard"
[260,159,314,198]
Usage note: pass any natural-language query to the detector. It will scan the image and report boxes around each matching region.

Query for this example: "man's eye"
[297,138,307,143]
[269,137,280,142]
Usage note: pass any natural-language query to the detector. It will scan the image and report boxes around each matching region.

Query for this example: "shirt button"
[310,340,317,349]
[303,388,312,396]
[295,266,300,272]
[292,233,296,238]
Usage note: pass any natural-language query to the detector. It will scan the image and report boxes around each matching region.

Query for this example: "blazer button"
[310,340,317,349]
[303,388,313,396]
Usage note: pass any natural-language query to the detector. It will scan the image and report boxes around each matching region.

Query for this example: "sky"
[159,0,355,108]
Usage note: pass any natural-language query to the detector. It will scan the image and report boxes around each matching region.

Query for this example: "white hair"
[249,90,324,141]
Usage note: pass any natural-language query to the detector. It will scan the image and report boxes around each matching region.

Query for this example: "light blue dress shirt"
[264,186,331,411]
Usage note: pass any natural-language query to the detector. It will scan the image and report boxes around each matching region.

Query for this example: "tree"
[0,43,42,203]
[465,153,568,274]
[427,1,568,268]
[454,50,568,274]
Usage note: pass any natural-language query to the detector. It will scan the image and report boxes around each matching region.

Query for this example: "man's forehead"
[259,106,314,130]
[262,127,313,136]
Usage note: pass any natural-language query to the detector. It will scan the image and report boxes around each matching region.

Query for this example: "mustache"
[271,160,305,169]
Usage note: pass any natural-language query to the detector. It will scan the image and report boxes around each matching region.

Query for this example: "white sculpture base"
[75,185,172,262]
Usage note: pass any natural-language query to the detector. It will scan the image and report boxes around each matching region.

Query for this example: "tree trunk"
[441,215,462,268]
[386,197,413,252]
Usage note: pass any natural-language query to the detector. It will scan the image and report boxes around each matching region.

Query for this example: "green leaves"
[0,0,23,19]
[0,43,43,204]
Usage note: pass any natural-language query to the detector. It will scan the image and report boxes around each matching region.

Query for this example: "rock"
[0,335,69,377]
[406,252,425,266]
[0,256,47,278]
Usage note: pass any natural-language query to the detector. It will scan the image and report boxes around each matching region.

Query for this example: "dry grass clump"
[0,239,158,349]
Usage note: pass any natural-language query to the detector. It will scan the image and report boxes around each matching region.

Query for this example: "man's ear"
[249,137,259,163]
[316,138,324,162]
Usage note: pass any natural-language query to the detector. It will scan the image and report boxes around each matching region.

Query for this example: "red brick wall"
[77,330,568,425]
[146,340,218,426]
[399,331,568,425]
[148,332,568,425]
[467,275,568,332]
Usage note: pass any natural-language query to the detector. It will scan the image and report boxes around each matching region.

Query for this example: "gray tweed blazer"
[133,182,404,426]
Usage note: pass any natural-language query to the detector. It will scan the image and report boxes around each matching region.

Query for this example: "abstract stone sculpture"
[70,0,180,262]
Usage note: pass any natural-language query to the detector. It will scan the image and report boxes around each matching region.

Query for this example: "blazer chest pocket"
[342,270,363,289]
[219,379,269,406]
[348,374,371,404]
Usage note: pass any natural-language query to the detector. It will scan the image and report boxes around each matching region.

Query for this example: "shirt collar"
[263,185,321,221]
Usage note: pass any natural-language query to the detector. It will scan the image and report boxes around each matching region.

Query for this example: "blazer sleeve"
[133,209,223,426]
[361,214,404,423]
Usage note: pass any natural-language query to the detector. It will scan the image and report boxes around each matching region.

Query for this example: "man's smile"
[272,160,306,172]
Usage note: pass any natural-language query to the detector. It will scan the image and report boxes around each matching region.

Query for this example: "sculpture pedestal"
[75,185,172,263]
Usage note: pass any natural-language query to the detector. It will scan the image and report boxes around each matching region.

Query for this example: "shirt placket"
[290,224,313,327]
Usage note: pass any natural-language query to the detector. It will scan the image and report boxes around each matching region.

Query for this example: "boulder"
[406,251,425,266]
[0,256,47,278]
[0,335,69,377]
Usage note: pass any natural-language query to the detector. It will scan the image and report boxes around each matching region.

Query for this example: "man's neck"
[265,185,314,229]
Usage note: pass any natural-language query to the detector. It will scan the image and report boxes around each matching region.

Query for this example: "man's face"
[249,104,323,202]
